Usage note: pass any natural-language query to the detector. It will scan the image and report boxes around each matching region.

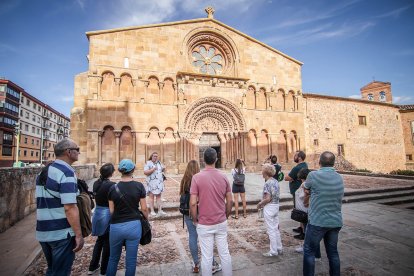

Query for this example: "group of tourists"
[35,138,344,276]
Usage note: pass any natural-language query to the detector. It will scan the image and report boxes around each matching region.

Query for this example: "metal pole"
[40,129,44,164]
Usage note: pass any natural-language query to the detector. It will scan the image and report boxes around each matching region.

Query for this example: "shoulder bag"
[114,184,152,245]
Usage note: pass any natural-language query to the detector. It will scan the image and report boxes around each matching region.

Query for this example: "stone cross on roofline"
[205,6,215,19]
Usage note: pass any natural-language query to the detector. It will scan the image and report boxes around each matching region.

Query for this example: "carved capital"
[159,132,166,139]
[143,80,150,87]
[114,131,122,137]
[98,130,104,137]
[114,78,121,85]
[158,82,165,90]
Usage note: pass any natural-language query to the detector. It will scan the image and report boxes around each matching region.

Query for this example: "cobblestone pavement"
[18,172,414,275]
[26,201,414,276]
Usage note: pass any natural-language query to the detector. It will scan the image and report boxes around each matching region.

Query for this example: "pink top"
[190,167,231,225]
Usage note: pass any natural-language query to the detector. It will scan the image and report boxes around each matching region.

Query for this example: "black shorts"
[232,184,245,193]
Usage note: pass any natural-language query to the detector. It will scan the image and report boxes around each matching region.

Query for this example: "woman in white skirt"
[257,163,283,257]
[144,152,166,216]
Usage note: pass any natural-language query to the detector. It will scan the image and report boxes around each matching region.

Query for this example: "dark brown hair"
[179,160,200,195]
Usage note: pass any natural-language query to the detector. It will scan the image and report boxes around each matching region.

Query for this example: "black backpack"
[179,191,190,216]
[233,171,245,185]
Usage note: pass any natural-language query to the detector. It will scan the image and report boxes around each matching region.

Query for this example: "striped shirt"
[36,160,78,242]
[304,167,344,228]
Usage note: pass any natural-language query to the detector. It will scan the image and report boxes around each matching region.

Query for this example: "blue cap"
[118,159,135,173]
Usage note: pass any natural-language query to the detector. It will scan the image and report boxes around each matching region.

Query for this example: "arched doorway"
[199,133,221,168]
[183,97,246,168]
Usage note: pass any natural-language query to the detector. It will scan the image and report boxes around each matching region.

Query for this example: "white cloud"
[349,95,361,99]
[61,96,74,102]
[102,0,266,28]
[262,21,375,46]
[374,5,412,19]
[394,96,413,104]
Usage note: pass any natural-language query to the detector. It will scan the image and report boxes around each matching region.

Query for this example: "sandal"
[243,214,247,218]
[192,264,199,273]
[231,215,239,219]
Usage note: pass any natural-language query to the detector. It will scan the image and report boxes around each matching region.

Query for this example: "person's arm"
[225,192,233,218]
[109,200,114,214]
[190,194,198,224]
[144,166,156,176]
[257,193,271,209]
[64,204,84,252]
[285,175,293,181]
[303,188,310,207]
[140,198,149,220]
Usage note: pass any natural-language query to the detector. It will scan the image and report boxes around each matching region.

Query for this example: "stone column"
[218,133,227,167]
[254,133,259,163]
[94,76,103,99]
[98,130,103,165]
[132,132,136,164]
[159,132,166,162]
[135,132,148,166]
[114,78,121,98]
[114,130,121,165]
[158,82,164,103]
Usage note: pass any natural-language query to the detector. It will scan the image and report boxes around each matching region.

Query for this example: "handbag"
[114,184,152,245]
[291,208,308,223]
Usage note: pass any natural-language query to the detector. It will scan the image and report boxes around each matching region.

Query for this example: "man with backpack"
[36,138,84,275]
[270,155,283,181]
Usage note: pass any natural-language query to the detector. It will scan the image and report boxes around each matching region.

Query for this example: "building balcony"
[43,135,51,140]
[42,113,51,119]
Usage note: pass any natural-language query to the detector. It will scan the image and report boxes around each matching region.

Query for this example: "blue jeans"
[39,234,75,276]
[106,220,142,276]
[303,224,341,276]
[303,223,321,259]
[184,215,199,265]
[184,215,219,267]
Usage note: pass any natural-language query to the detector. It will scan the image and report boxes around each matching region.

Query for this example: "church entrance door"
[199,133,221,168]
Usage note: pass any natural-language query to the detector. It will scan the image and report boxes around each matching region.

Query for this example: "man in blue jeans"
[36,139,84,275]
[303,151,344,276]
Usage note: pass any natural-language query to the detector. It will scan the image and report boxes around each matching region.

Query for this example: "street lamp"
[13,122,21,166]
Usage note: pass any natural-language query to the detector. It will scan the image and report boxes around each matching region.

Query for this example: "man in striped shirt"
[303,151,344,276]
[36,138,83,275]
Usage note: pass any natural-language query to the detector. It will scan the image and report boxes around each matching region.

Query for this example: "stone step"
[375,196,414,206]
[342,189,414,204]
[389,202,414,209]
[344,186,414,196]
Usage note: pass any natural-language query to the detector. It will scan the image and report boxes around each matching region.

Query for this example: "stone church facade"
[71,9,407,173]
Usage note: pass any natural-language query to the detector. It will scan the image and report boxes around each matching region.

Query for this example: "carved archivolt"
[183,97,245,132]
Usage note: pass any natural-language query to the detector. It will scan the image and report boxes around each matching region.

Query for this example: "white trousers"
[197,220,232,276]
[264,203,283,254]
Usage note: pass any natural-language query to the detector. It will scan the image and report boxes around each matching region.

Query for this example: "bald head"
[319,151,335,167]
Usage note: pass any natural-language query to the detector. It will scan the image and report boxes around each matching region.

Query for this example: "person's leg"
[215,221,232,276]
[323,227,341,276]
[39,242,53,276]
[49,235,76,276]
[148,192,155,215]
[240,192,247,217]
[233,193,239,217]
[156,194,165,214]
[89,234,104,271]
[106,224,126,276]
[100,231,110,275]
[303,224,326,276]
[124,220,141,276]
[273,205,283,252]
[263,204,278,255]
[197,223,216,276]
[184,215,199,266]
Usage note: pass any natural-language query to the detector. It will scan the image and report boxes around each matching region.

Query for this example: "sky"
[1,0,413,117]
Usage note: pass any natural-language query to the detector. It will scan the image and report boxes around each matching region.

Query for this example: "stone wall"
[304,94,406,172]
[0,164,96,233]
[399,109,414,170]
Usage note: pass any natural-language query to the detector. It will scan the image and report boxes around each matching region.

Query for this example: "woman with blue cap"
[106,159,149,276]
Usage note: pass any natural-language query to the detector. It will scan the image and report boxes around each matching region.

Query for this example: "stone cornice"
[303,93,399,108]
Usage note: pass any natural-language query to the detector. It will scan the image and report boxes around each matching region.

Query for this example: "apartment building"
[0,78,70,167]
[0,79,22,167]
[19,91,70,164]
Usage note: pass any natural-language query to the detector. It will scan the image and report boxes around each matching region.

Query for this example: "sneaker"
[262,251,278,257]
[293,227,303,233]
[294,233,305,240]
[277,249,284,255]
[212,263,222,274]
[158,210,167,216]
[150,211,156,216]
[295,246,304,253]
[192,263,200,273]
[88,264,100,275]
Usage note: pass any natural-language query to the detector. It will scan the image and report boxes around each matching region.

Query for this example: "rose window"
[192,46,223,75]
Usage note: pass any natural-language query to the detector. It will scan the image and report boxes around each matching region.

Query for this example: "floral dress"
[144,161,164,195]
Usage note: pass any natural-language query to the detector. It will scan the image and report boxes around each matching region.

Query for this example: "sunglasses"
[66,147,80,152]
